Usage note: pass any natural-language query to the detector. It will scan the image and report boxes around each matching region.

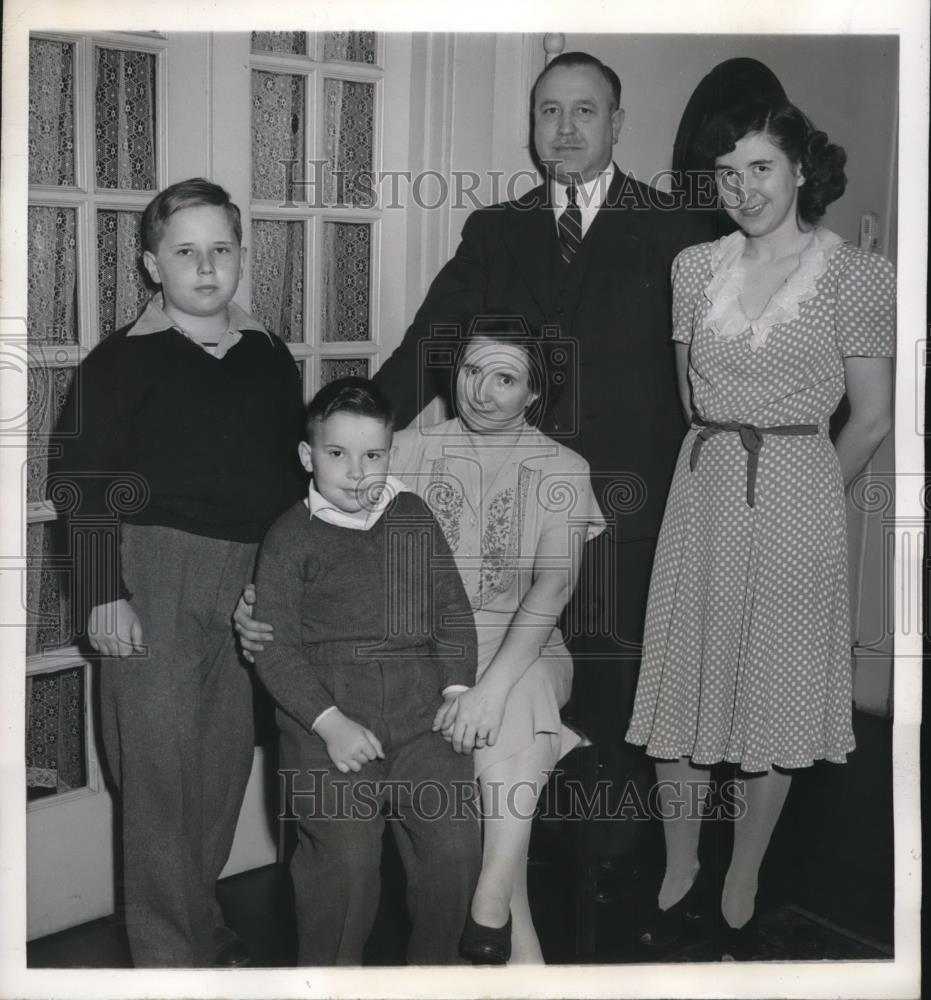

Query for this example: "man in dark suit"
[373,52,712,779]
[238,51,710,810]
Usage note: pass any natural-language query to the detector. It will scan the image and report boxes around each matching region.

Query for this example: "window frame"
[26,31,168,805]
[249,32,385,399]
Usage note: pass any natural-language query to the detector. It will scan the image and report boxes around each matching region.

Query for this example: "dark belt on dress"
[689,414,819,508]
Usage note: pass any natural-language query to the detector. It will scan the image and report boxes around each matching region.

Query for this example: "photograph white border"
[1,1,925,998]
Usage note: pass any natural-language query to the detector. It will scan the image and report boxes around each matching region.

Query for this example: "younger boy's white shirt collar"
[551,163,615,238]
[127,294,272,356]
[306,475,409,531]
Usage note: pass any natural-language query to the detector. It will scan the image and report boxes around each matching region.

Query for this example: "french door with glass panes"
[25,29,412,938]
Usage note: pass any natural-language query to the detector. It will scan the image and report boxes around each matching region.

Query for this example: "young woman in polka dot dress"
[625,100,895,958]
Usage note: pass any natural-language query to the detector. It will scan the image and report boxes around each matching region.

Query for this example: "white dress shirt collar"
[551,163,616,238]
[305,474,410,531]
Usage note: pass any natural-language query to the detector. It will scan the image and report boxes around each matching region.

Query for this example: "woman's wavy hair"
[452,313,565,428]
[696,100,847,224]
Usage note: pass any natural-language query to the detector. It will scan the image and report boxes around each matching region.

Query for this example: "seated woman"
[393,317,605,964]
[238,316,605,964]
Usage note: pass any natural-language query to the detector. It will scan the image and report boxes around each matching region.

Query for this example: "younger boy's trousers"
[98,523,258,967]
[279,710,481,965]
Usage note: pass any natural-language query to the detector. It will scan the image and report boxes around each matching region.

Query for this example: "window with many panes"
[25,30,383,802]
[26,31,164,799]
[249,31,382,398]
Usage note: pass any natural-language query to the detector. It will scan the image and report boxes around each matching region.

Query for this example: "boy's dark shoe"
[213,925,251,967]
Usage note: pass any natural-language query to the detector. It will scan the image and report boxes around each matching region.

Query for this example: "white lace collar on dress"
[703,227,844,351]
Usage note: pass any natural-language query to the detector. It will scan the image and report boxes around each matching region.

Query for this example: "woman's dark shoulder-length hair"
[697,100,848,225]
[452,312,566,428]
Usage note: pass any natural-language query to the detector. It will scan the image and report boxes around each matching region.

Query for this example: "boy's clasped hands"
[313,677,509,771]
[238,585,508,767]
[313,708,385,774]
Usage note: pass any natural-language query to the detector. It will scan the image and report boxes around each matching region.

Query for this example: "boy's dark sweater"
[253,492,478,736]
[52,323,306,610]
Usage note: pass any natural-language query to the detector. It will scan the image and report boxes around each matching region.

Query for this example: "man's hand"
[88,599,144,658]
[233,583,275,664]
[314,709,385,774]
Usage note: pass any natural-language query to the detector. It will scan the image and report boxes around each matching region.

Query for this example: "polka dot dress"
[625,229,896,773]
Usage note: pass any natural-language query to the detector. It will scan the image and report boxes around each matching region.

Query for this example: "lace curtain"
[27,40,156,707]
[323,32,376,64]
[251,31,307,56]
[322,222,371,342]
[251,220,304,341]
[27,206,77,345]
[94,46,157,190]
[26,522,72,657]
[250,31,375,63]
[252,70,305,201]
[249,40,375,348]
[27,365,73,506]
[29,38,75,185]
[98,209,149,338]
[28,43,155,349]
[93,47,156,337]
[323,77,374,207]
[321,358,369,385]
[26,665,86,799]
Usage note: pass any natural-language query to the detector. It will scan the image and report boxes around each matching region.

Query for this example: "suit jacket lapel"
[500,184,560,319]
[580,164,646,269]
[496,169,649,326]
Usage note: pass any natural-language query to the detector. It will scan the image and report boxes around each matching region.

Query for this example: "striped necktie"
[558,183,583,265]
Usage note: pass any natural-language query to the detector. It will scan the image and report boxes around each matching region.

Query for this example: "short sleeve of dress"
[835,248,896,358]
[390,426,428,493]
[671,243,710,345]
[391,426,417,473]
[538,449,606,544]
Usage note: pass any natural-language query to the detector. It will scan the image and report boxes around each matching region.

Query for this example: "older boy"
[253,377,481,965]
[53,178,305,967]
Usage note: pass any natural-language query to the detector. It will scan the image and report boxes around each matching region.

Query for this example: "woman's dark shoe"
[638,873,705,949]
[719,913,763,961]
[459,911,512,965]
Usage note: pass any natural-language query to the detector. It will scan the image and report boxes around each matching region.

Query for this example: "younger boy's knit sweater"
[253,492,478,736]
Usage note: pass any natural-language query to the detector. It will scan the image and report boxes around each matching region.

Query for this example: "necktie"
[558,183,582,265]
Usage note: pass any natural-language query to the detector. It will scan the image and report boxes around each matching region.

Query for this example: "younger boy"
[253,377,481,965]
[53,179,305,967]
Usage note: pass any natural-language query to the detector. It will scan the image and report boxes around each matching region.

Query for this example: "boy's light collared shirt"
[127,293,272,358]
[305,473,468,730]
[305,474,409,531]
[551,163,615,239]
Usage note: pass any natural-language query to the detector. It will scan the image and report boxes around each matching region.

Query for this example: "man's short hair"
[305,376,395,442]
[531,51,622,110]
[140,177,242,253]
